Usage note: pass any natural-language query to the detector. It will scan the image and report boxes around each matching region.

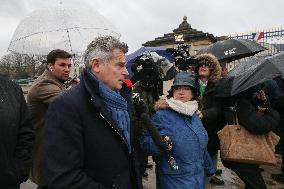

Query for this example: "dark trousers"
[37,186,48,189]
[235,168,267,189]
[136,146,148,175]
[223,160,267,189]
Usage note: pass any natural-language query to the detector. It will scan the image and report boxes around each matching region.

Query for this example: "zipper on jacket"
[99,113,129,150]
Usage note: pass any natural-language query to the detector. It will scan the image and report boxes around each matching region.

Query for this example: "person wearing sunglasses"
[195,53,225,185]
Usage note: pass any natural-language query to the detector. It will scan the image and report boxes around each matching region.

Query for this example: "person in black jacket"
[0,76,34,189]
[195,53,224,185]
[43,36,141,189]
[270,76,284,182]
[222,85,280,189]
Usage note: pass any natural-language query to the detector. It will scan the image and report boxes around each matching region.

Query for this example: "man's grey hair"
[83,36,128,68]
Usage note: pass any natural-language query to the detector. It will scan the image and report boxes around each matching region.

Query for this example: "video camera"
[131,53,163,88]
[131,52,170,103]
[166,44,199,71]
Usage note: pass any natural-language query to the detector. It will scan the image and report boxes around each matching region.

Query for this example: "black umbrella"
[216,52,284,97]
[197,39,266,62]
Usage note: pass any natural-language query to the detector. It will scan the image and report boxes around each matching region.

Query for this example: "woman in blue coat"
[141,72,215,189]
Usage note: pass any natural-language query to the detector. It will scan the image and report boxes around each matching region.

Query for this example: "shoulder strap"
[234,101,239,125]
[235,114,239,125]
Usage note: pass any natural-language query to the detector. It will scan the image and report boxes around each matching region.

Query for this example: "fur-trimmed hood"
[154,99,169,111]
[195,53,221,82]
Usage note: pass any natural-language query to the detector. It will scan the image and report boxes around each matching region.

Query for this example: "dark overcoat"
[0,76,34,189]
[43,69,140,189]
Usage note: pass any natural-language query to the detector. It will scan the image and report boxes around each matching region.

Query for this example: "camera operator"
[130,53,176,181]
[129,54,161,180]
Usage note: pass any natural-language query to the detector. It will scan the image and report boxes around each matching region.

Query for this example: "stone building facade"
[143,16,226,55]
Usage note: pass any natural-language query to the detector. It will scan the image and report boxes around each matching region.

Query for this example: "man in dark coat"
[0,76,34,189]
[43,36,141,189]
[195,53,224,185]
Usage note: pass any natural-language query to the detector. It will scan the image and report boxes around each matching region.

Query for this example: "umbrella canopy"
[216,52,284,97]
[8,6,120,55]
[197,39,266,62]
[126,47,174,78]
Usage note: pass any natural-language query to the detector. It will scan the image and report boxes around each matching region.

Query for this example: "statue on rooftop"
[178,16,191,29]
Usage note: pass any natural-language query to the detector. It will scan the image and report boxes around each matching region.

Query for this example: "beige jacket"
[27,70,66,185]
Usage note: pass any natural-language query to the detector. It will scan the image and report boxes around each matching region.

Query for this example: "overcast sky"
[0,0,283,58]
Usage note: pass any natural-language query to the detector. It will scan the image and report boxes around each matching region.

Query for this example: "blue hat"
[167,72,197,97]
[172,72,196,89]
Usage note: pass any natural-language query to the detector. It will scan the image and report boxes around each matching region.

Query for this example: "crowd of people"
[0,35,284,189]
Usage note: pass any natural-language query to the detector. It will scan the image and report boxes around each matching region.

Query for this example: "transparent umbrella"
[8,6,121,55]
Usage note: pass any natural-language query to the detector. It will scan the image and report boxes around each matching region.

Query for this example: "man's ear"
[47,63,53,70]
[91,58,101,73]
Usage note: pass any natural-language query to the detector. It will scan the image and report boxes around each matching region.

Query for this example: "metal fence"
[229,27,284,54]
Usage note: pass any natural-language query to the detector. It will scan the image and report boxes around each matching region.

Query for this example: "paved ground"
[141,157,244,189]
[142,154,284,189]
[21,155,281,189]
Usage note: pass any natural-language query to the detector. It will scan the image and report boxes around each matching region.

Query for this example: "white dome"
[8,6,121,55]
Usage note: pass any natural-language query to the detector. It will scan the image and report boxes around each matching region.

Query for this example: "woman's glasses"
[199,63,211,68]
